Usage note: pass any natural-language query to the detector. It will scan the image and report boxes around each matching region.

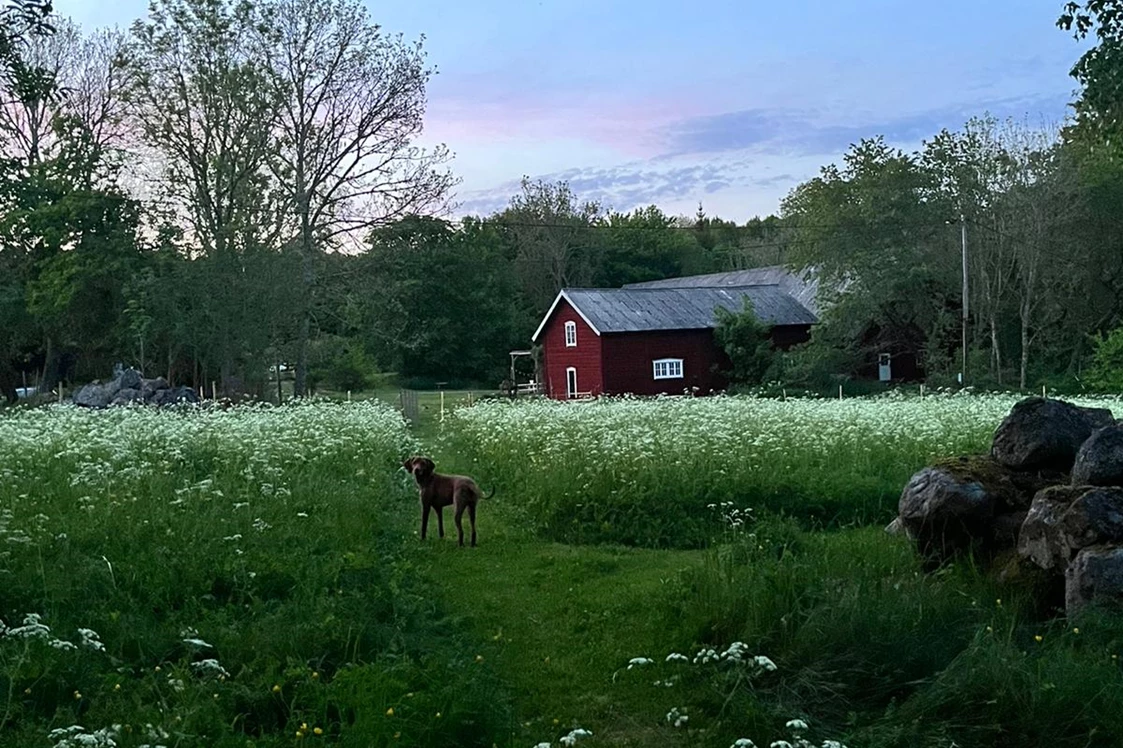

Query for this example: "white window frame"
[566,367,578,399]
[653,358,684,380]
[564,320,577,347]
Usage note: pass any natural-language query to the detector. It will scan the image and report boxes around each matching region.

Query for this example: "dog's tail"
[482,485,496,500]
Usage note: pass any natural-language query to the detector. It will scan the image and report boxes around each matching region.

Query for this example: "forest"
[3,0,1123,400]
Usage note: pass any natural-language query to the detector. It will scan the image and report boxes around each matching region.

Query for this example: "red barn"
[531,285,816,399]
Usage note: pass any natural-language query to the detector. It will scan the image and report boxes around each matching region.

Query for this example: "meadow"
[3,392,1123,747]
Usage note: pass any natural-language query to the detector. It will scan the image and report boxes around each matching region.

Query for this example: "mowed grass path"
[413,523,704,747]
[399,395,707,747]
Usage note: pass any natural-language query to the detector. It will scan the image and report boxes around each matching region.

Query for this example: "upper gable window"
[564,320,577,347]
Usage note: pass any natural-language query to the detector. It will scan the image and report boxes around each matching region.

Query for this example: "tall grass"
[451,392,1123,547]
[651,519,1123,748]
[0,401,513,747]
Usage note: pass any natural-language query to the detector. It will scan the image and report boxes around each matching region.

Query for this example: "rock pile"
[72,368,199,408]
[892,396,1123,616]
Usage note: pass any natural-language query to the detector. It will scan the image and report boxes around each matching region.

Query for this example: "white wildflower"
[665,652,689,663]
[626,657,653,669]
[190,658,230,679]
[731,740,756,748]
[786,719,809,733]
[754,655,778,672]
[78,628,105,652]
[559,728,592,746]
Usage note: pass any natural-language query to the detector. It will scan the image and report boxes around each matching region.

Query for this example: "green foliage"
[360,215,528,387]
[308,336,380,393]
[1087,325,1123,391]
[713,299,776,386]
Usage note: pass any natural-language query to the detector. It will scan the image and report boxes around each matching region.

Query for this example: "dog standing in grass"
[403,456,493,547]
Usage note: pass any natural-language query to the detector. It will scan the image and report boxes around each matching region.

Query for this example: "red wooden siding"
[601,329,726,396]
[540,300,604,399]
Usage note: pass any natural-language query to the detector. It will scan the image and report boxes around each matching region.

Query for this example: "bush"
[1087,326,1123,392]
[713,299,776,386]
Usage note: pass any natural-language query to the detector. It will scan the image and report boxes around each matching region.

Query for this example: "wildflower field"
[450,392,1123,547]
[0,401,514,747]
[5,393,1123,748]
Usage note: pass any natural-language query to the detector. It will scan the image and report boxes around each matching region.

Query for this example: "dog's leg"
[420,503,430,540]
[436,507,445,539]
[468,502,477,547]
[454,502,466,547]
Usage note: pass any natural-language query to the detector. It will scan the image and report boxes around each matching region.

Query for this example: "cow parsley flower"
[626,657,653,669]
[559,728,592,746]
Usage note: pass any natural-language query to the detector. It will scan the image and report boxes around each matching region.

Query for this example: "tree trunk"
[990,316,1002,386]
[1020,299,1031,390]
[293,212,314,398]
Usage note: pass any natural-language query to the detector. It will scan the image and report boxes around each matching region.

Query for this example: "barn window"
[653,358,683,379]
[564,321,577,347]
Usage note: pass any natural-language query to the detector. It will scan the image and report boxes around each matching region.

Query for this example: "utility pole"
[961,214,968,386]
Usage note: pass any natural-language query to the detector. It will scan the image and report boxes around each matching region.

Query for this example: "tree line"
[3,0,1123,401]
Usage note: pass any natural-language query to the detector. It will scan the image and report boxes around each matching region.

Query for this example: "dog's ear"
[419,457,435,474]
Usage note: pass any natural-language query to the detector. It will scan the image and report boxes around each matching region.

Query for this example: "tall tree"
[257,0,453,396]
[126,0,282,390]
[499,177,604,313]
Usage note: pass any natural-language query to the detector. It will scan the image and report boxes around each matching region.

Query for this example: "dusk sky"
[57,0,1088,222]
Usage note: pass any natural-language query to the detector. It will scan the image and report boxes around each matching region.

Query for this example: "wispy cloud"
[661,94,1072,157]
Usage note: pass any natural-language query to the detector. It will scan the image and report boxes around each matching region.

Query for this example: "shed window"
[653,358,683,379]
[564,321,577,347]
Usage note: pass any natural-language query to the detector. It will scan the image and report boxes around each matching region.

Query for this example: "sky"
[56,0,1088,222]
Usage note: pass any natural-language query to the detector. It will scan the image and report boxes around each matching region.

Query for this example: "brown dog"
[403,456,493,547]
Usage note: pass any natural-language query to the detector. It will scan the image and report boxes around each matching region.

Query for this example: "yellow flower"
[1035,635,1044,642]
[475,655,484,663]
[272,684,282,693]
[436,712,442,719]
[394,732,401,739]
[386,707,394,717]
[553,718,559,725]
[996,598,1002,607]
[1073,627,1081,634]
[311,671,320,680]
[296,730,305,738]
[313,727,323,736]
[154,665,161,673]
[23,688,30,695]
[73,691,82,700]
[986,626,993,633]
[301,722,308,731]
[114,683,121,692]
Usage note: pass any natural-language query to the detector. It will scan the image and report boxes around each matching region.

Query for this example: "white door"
[878,353,892,382]
[566,367,577,399]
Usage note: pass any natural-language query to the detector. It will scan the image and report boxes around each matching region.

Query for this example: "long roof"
[531,285,818,341]
[625,265,821,314]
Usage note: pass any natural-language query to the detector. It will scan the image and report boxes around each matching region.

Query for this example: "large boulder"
[991,397,1114,472]
[110,387,141,406]
[898,455,1050,564]
[1019,486,1123,572]
[72,382,114,408]
[140,377,170,403]
[1072,424,1123,487]
[1066,546,1123,616]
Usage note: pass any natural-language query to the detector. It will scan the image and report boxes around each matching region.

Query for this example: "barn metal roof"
[624,265,822,314]
[539,285,817,339]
